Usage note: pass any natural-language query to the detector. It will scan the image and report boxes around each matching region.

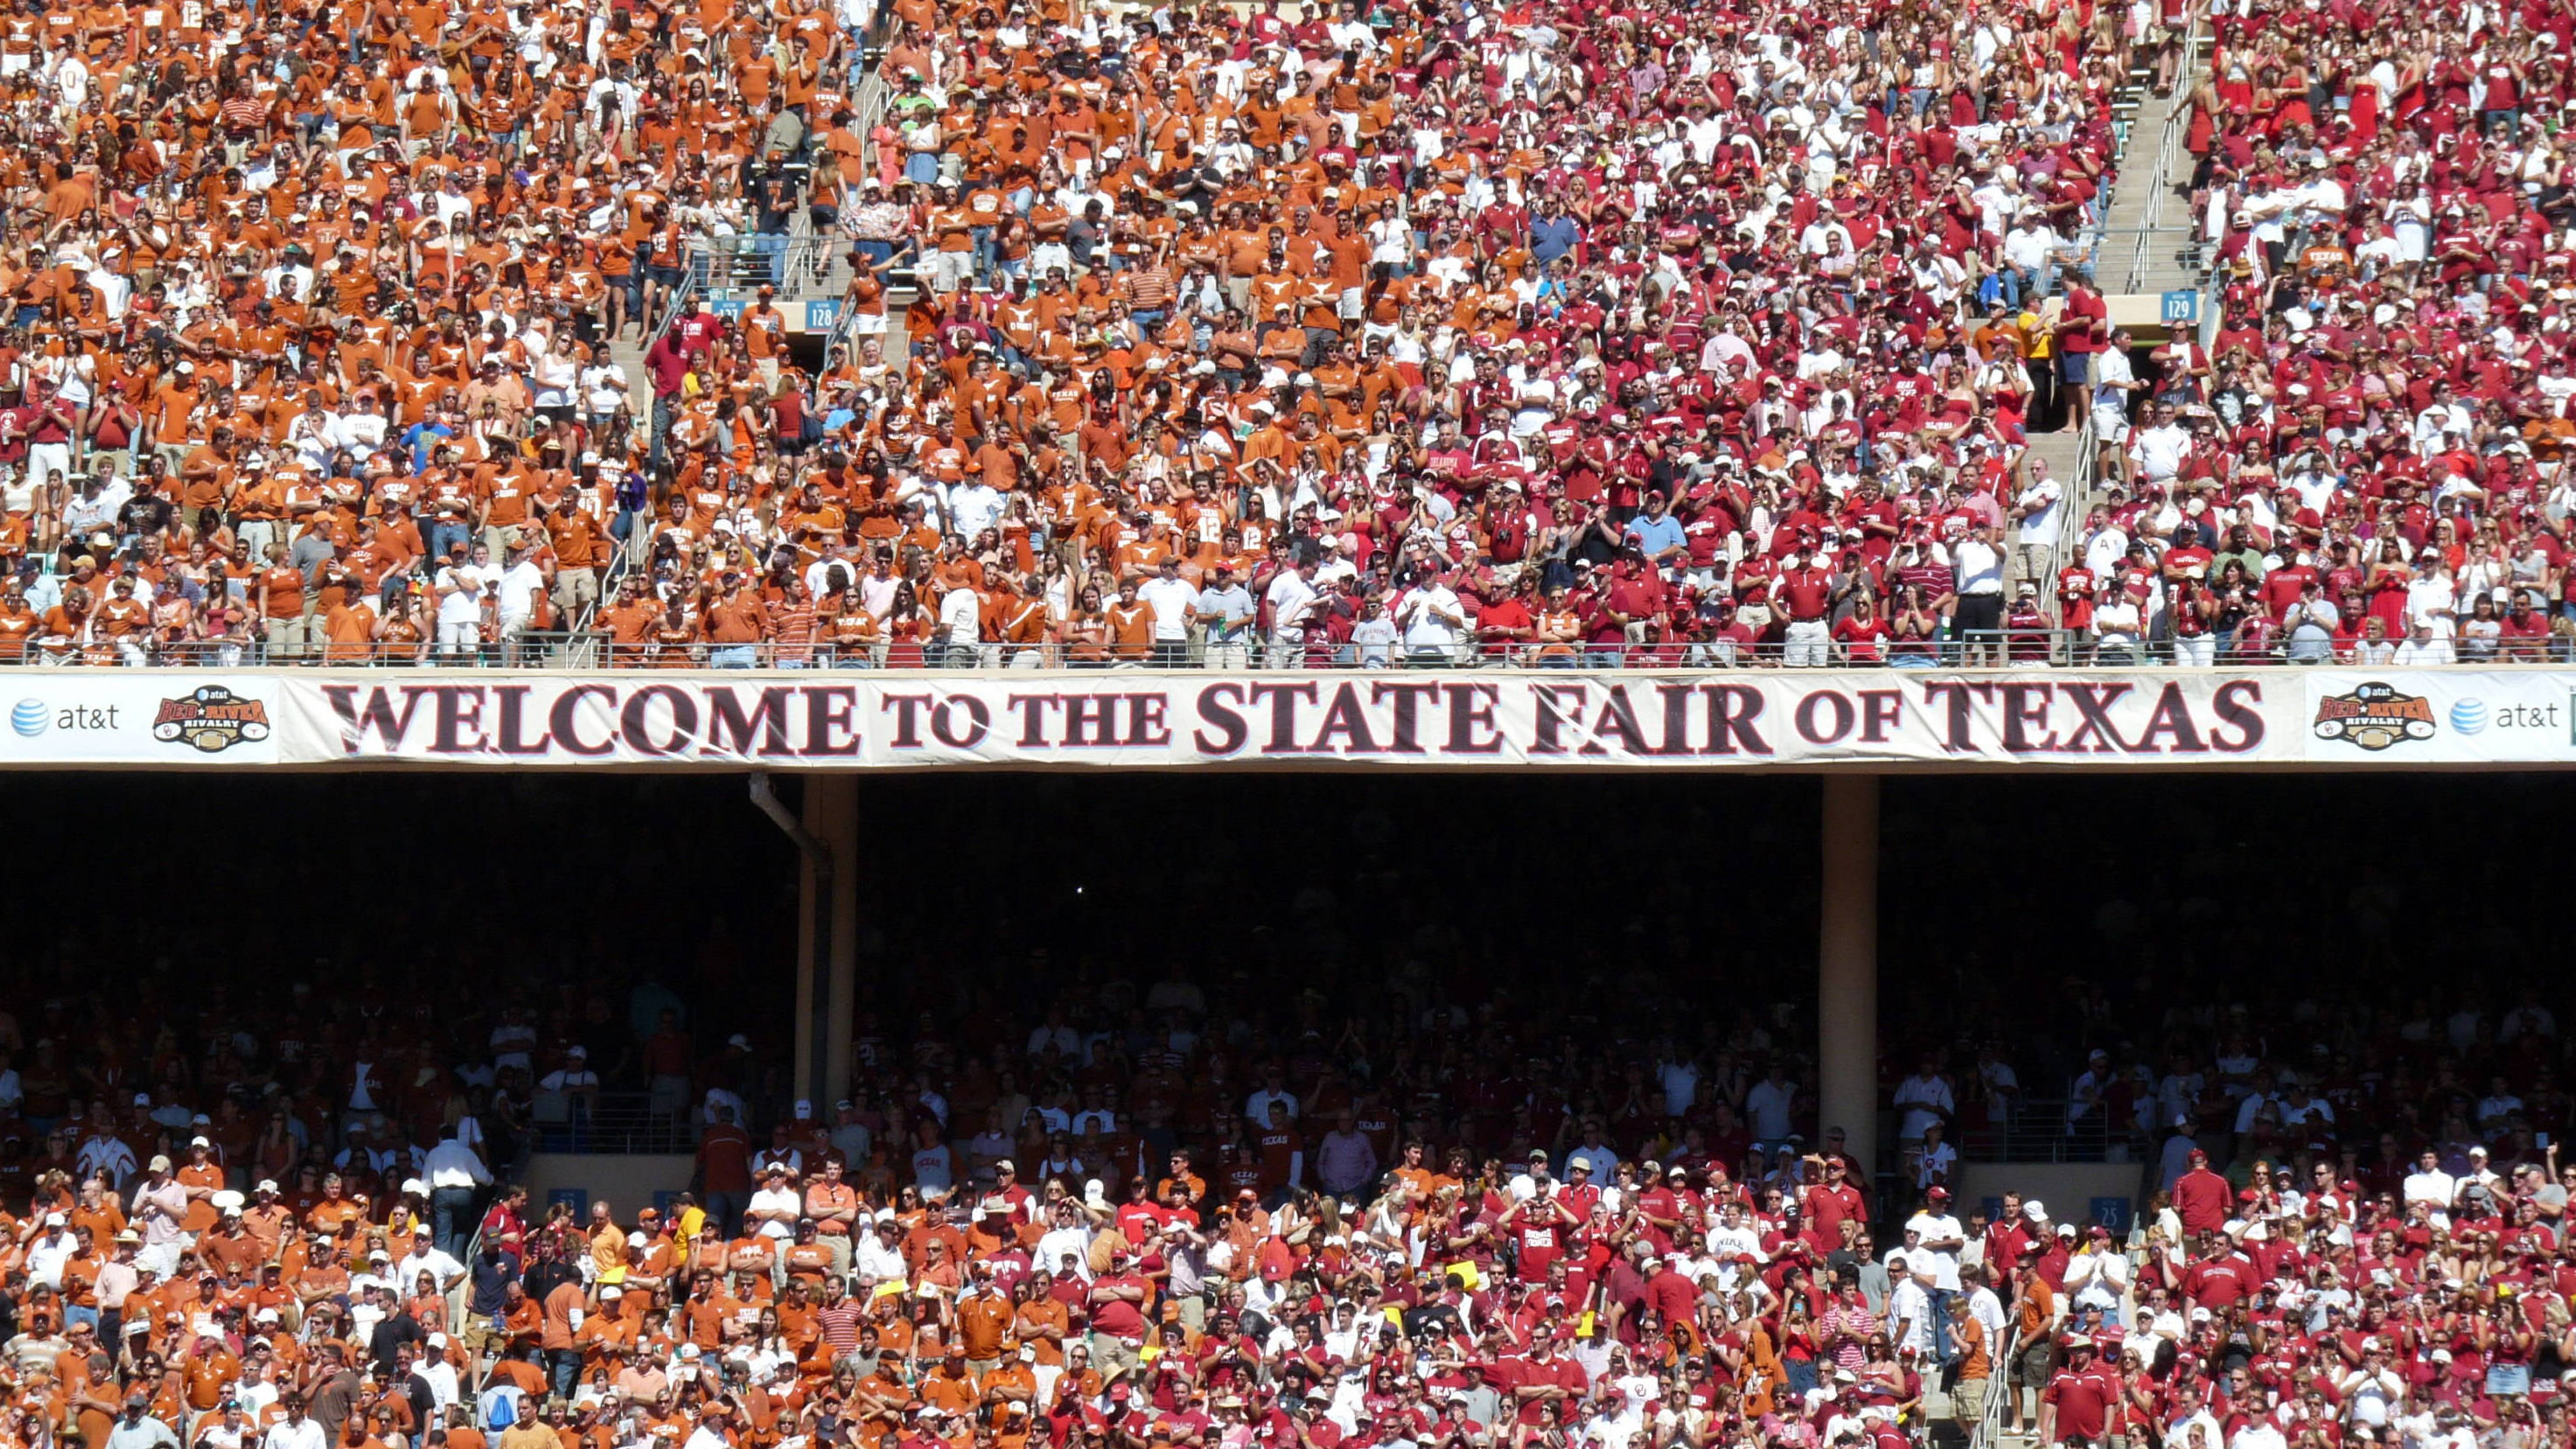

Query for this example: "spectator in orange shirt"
[703,575,769,668]
[1104,579,1154,663]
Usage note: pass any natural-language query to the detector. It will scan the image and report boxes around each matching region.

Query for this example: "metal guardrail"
[527,1090,698,1154]
[681,235,842,301]
[57,626,2576,671]
[1957,1097,2116,1164]
[821,20,900,376]
[21,621,2576,670]
[4,628,618,668]
[1972,1320,2020,1449]
[2048,423,2098,630]
[2125,15,2208,296]
[2099,225,2205,296]
[3,635,2071,670]
[2054,18,2197,624]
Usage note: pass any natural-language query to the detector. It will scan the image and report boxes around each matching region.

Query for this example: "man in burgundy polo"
[2038,1335,2116,1447]
[1088,1243,1153,1373]
[1803,1157,1867,1248]
[2056,268,2107,431]
[1774,540,1834,666]
[1985,1195,2039,1284]
[2182,1229,2256,1318]
[1599,551,1664,664]
[2175,1148,2233,1236]
[1501,1323,1584,1428]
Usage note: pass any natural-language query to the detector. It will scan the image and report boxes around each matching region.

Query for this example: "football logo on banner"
[2311,681,2436,751]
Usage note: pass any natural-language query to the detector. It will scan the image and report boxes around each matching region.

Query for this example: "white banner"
[6,668,2572,769]
[2301,672,2576,762]
[0,677,283,764]
[257,671,2296,768]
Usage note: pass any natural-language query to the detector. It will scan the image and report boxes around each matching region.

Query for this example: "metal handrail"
[641,264,699,358]
[449,1213,482,1374]
[33,627,2421,672]
[1972,1320,2020,1449]
[821,31,901,376]
[1957,1095,2118,1163]
[2126,10,2209,295]
[2048,421,2098,627]
[525,1090,697,1153]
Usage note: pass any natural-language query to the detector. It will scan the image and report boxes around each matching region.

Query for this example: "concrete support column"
[1819,774,1881,1177]
[792,776,861,1110]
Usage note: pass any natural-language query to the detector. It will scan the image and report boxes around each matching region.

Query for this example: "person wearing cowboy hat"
[2036,1334,2114,1448]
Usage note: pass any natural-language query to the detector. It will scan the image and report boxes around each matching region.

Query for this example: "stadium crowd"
[2056,0,2576,666]
[0,0,2543,671]
[1,967,2574,1449]
[0,0,2446,673]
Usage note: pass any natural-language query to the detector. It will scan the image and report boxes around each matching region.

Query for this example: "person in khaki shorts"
[1949,1295,1993,1434]
[2007,1260,2059,1435]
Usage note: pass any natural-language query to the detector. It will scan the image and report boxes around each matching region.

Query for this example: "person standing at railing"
[1261,556,1321,669]
[493,540,552,669]
[1193,566,1255,671]
[433,546,495,667]
[1137,559,1197,670]
[938,580,987,668]
[1952,523,2008,667]
[1395,568,1469,668]
[258,543,311,665]
[769,579,820,669]
[1776,541,1836,668]
[320,591,381,667]
[600,580,660,671]
[704,577,771,670]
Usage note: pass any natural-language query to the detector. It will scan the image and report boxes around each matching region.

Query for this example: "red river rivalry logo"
[2311,681,2436,751]
[152,686,271,754]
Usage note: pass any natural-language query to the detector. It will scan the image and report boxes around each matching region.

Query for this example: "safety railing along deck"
[527,1090,700,1154]
[1956,1097,2117,1164]
[37,628,2576,671]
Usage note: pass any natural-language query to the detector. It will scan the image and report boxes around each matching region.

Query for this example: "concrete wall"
[1954,1160,2154,1235]
[523,1154,696,1220]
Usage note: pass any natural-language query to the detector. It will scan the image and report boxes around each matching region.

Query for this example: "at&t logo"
[2445,698,2560,736]
[10,700,122,738]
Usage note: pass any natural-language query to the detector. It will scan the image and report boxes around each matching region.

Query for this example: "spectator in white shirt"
[1137,559,1199,667]
[1892,1058,1957,1144]
[421,1125,492,1262]
[746,1165,804,1240]
[1398,572,1470,663]
[2130,401,2193,484]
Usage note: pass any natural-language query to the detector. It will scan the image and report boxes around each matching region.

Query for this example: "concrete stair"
[2035,59,2204,617]
[609,338,652,408]
[2026,424,2095,489]
[2099,64,2203,296]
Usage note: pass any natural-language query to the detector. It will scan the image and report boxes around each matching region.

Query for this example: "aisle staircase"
[2101,31,2210,299]
[2042,23,2212,621]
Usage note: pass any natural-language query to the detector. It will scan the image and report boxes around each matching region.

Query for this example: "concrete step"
[2095,77,2203,296]
[608,340,653,428]
[2026,423,2094,487]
